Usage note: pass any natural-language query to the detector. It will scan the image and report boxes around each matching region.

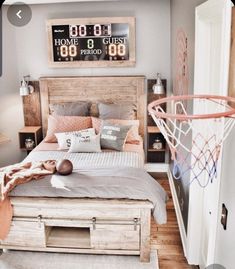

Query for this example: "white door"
[214,7,235,269]
[187,0,232,267]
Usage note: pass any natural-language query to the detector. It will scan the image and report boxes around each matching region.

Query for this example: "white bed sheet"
[24,149,144,169]
[24,138,145,169]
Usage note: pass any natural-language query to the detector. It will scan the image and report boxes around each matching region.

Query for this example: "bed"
[0,76,167,262]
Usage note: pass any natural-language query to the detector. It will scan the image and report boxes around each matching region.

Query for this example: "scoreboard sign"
[47,17,136,68]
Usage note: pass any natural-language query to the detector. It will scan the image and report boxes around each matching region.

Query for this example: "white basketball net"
[149,97,235,187]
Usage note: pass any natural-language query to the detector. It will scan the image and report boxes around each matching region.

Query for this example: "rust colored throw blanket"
[0,160,56,240]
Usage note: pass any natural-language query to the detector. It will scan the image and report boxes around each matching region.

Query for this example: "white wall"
[0,0,171,166]
[13,0,171,79]
[0,13,24,166]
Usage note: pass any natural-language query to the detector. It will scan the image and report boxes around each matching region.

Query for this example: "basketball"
[56,159,73,175]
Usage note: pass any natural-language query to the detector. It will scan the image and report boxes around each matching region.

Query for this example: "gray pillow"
[50,102,90,116]
[100,122,131,151]
[98,103,135,120]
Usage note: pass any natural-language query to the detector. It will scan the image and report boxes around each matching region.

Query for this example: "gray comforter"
[10,167,168,224]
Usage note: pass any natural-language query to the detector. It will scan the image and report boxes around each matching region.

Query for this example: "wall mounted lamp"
[152,73,165,94]
[20,75,34,96]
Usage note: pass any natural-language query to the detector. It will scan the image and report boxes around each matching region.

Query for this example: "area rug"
[0,250,159,269]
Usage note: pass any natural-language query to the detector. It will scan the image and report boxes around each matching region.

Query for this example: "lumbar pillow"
[100,122,131,151]
[55,128,96,150]
[68,134,101,153]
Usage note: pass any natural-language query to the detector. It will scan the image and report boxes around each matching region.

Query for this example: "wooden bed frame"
[39,76,146,137]
[0,76,154,262]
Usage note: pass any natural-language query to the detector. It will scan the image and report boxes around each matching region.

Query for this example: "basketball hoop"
[148,95,235,187]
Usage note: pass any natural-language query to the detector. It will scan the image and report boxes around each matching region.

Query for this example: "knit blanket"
[0,160,56,240]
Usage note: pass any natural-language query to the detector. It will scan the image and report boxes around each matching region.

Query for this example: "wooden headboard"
[39,76,146,137]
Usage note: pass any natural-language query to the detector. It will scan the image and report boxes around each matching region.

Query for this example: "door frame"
[187,0,232,266]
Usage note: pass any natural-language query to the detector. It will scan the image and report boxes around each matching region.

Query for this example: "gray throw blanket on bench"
[10,167,168,224]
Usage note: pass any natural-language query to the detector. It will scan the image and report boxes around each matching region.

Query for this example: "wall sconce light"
[20,75,34,96]
[152,73,165,94]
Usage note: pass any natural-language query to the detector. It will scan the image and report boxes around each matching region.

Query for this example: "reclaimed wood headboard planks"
[39,76,146,137]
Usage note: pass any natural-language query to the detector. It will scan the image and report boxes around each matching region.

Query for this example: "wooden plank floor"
[150,173,198,269]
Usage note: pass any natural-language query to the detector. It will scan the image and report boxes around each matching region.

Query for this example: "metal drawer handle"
[133,218,138,231]
[37,215,42,228]
[92,217,96,230]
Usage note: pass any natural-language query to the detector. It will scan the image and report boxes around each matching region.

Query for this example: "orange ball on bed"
[56,159,73,175]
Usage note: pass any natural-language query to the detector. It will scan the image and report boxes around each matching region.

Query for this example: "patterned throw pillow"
[91,117,102,134]
[100,123,131,151]
[68,134,101,153]
[91,117,140,144]
[44,115,92,143]
[55,128,96,150]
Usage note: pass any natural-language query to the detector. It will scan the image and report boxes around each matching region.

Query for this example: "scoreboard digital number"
[47,17,136,68]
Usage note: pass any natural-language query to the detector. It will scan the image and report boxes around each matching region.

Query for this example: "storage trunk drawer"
[91,224,140,250]
[0,219,46,247]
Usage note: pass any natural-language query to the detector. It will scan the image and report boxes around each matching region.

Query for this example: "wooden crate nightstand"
[18,126,43,152]
[147,126,166,163]
[146,79,167,163]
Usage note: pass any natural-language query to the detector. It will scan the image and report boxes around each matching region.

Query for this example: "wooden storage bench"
[0,197,153,262]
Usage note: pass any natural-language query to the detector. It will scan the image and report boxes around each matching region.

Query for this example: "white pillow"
[55,128,96,150]
[68,134,101,153]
